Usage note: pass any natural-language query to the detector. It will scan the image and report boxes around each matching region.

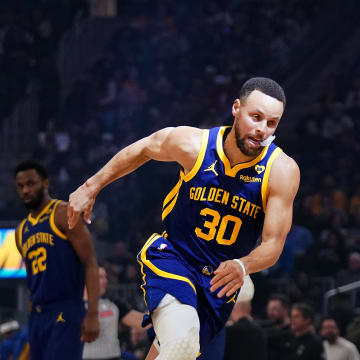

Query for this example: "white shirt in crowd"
[323,337,360,360]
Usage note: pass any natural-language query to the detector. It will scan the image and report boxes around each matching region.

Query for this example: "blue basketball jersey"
[162,126,282,269]
[17,199,85,305]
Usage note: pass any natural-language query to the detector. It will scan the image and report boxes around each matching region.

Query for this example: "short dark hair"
[321,317,338,326]
[239,77,286,107]
[14,160,48,179]
[269,293,291,310]
[292,303,314,322]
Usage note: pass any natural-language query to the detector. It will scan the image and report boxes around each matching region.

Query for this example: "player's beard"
[235,124,263,157]
[23,187,45,210]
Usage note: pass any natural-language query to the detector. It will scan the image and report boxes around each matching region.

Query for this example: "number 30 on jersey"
[195,208,242,245]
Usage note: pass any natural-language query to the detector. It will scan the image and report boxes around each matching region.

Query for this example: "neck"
[280,317,290,328]
[30,195,52,218]
[224,127,259,165]
[294,327,311,337]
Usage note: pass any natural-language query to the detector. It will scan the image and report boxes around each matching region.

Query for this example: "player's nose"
[255,120,267,136]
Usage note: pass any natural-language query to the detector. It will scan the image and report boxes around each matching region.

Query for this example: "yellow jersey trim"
[50,200,67,240]
[137,233,163,307]
[216,126,270,177]
[180,129,209,182]
[162,191,180,221]
[140,233,197,294]
[17,219,26,255]
[137,259,148,307]
[18,342,30,360]
[162,176,183,210]
[261,147,282,212]
[27,199,56,225]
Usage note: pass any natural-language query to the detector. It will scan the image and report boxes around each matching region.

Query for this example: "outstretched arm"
[67,126,202,228]
[210,153,300,297]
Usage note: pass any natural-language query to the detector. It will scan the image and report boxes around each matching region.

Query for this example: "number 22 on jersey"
[28,246,47,275]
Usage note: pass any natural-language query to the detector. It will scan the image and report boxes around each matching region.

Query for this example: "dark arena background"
[1,0,360,359]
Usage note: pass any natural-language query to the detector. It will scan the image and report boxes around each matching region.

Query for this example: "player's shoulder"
[272,150,300,178]
[15,218,27,234]
[268,150,300,195]
[162,126,204,143]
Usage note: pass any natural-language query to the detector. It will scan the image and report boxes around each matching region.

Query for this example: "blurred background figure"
[321,317,360,360]
[83,266,145,360]
[0,319,29,360]
[289,303,325,360]
[262,294,292,360]
[222,275,266,360]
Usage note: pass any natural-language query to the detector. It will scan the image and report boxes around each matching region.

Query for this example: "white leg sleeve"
[152,294,200,360]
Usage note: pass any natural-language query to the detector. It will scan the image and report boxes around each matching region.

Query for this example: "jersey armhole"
[16,219,26,255]
[50,200,68,240]
[180,129,209,182]
[261,147,283,213]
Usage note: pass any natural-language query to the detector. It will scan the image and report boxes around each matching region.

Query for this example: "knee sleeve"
[152,294,200,360]
[156,327,199,360]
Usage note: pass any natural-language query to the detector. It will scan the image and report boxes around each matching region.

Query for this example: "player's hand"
[68,182,96,229]
[81,312,99,342]
[210,260,245,298]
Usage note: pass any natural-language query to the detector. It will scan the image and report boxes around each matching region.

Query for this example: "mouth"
[247,136,262,148]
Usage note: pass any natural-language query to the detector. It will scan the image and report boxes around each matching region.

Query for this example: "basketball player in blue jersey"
[67,77,300,360]
[14,161,100,360]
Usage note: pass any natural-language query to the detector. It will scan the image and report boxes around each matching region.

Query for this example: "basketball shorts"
[29,300,86,360]
[137,233,239,351]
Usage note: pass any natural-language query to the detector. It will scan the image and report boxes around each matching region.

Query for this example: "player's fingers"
[225,281,243,298]
[210,273,233,293]
[83,204,93,225]
[218,280,240,298]
[210,267,232,286]
[214,261,228,275]
[68,211,80,230]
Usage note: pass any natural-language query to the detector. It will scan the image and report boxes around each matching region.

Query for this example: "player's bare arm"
[55,201,100,342]
[121,309,147,330]
[67,126,203,228]
[210,153,300,297]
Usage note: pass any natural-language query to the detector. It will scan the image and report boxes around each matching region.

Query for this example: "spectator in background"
[289,303,325,360]
[336,252,360,286]
[223,275,266,360]
[346,315,360,353]
[83,266,145,360]
[321,317,360,360]
[263,294,292,360]
[223,300,266,360]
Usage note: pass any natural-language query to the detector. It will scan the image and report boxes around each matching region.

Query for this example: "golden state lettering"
[189,187,261,219]
[239,175,261,183]
[22,232,54,257]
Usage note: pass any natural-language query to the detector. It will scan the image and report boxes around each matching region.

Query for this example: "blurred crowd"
[0,0,87,124]
[1,0,360,359]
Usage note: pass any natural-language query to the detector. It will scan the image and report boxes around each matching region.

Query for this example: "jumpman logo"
[226,290,239,304]
[204,160,218,176]
[56,312,66,323]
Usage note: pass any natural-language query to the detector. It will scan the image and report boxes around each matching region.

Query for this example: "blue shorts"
[137,234,239,351]
[29,300,86,360]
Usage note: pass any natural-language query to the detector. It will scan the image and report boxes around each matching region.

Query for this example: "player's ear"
[232,99,241,117]
[43,178,50,188]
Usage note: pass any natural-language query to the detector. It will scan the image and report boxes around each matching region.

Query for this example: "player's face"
[99,267,108,296]
[290,308,310,333]
[233,90,284,157]
[321,319,339,343]
[15,169,48,210]
[267,300,287,323]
